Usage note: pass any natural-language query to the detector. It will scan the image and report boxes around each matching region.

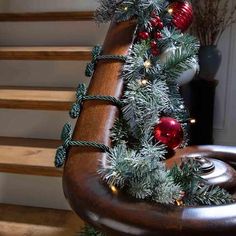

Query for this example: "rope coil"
[55,123,110,168]
[85,45,127,77]
[55,44,127,168]
[70,84,122,119]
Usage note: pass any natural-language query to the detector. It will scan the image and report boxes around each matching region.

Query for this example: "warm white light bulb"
[168,8,173,14]
[110,185,118,194]
[138,79,148,86]
[143,59,152,68]
[190,119,196,124]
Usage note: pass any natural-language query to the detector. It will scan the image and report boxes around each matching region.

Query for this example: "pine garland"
[95,0,234,207]
[74,0,235,235]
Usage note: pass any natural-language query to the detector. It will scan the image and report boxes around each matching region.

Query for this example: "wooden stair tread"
[0,11,94,21]
[0,203,84,236]
[0,46,92,60]
[0,86,76,110]
[0,137,62,176]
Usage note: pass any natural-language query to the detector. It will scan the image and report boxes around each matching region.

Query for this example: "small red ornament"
[154,32,162,40]
[138,31,150,40]
[157,21,164,29]
[150,18,160,27]
[150,40,158,48]
[151,48,160,56]
[154,16,161,22]
[153,117,183,149]
[150,15,161,26]
[151,11,158,18]
[168,1,193,32]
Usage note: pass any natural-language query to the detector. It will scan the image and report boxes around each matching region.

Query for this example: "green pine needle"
[78,225,106,236]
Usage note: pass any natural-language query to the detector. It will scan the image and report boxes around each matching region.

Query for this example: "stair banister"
[63,20,236,236]
[63,19,137,233]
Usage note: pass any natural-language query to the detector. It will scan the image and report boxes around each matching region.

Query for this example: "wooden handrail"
[63,20,236,236]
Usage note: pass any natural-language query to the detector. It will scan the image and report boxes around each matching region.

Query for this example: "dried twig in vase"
[191,0,236,46]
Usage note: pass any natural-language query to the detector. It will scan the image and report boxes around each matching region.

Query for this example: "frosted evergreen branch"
[95,0,123,23]
[79,225,106,236]
[159,27,200,52]
[122,79,170,137]
[186,185,235,206]
[121,41,151,82]
[162,45,198,81]
[96,0,166,26]
[110,118,129,145]
[170,159,234,206]
[99,144,183,204]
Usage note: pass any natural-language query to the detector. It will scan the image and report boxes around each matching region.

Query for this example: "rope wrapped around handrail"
[85,45,127,77]
[55,123,110,168]
[54,45,127,168]
[69,84,122,119]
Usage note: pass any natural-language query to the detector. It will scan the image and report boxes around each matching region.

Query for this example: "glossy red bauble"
[168,1,193,32]
[138,31,150,40]
[153,117,183,149]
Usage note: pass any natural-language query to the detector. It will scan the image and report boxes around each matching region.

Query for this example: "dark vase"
[198,45,222,79]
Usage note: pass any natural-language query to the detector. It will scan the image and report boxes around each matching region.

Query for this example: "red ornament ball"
[151,48,160,56]
[150,40,158,48]
[153,117,183,149]
[168,1,193,32]
[138,31,150,40]
[150,18,160,27]
[157,21,164,29]
[150,15,161,27]
[154,32,162,40]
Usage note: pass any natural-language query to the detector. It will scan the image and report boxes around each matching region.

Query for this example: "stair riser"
[0,109,76,140]
[0,22,108,46]
[0,61,89,87]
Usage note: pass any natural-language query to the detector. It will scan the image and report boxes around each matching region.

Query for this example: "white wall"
[213,22,236,146]
[0,0,108,209]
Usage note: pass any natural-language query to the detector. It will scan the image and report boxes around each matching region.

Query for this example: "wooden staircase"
[0,6,98,235]
[0,46,92,60]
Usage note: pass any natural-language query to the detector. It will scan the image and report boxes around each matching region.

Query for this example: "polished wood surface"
[0,137,62,176]
[0,46,92,60]
[0,86,76,110]
[0,11,94,21]
[62,21,236,236]
[0,203,84,236]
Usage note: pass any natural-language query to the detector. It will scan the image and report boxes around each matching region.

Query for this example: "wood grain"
[0,11,94,21]
[0,203,84,236]
[0,137,62,176]
[0,86,76,110]
[0,46,92,60]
